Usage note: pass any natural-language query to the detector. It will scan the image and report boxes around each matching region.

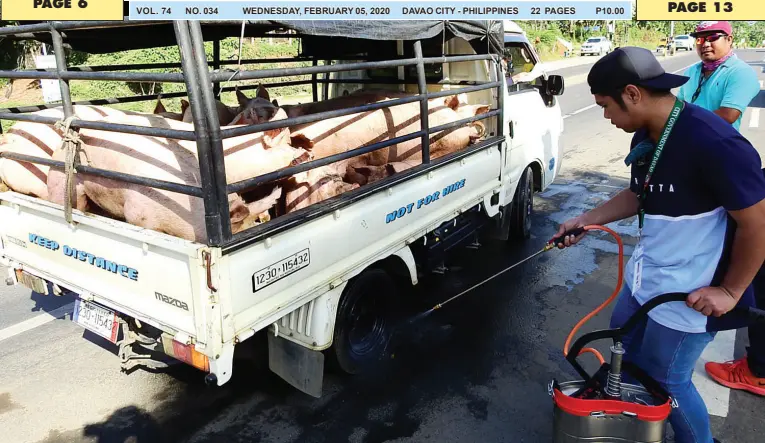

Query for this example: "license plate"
[252,248,310,292]
[15,269,49,295]
[73,299,119,343]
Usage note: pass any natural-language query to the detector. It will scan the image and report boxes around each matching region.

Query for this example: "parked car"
[580,37,612,56]
[673,35,694,51]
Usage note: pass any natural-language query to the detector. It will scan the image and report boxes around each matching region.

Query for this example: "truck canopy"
[7,20,505,56]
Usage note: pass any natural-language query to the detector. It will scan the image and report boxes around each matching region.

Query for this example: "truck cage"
[0,19,505,251]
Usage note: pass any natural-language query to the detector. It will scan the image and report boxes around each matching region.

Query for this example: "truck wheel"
[509,166,533,240]
[330,268,398,375]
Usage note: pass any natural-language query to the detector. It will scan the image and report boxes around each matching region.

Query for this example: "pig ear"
[229,111,246,126]
[236,87,249,108]
[290,133,314,150]
[181,99,190,114]
[272,99,279,107]
[444,95,460,110]
[228,197,250,225]
[257,84,270,101]
[475,105,491,116]
[263,128,290,149]
[153,98,167,114]
[352,166,373,177]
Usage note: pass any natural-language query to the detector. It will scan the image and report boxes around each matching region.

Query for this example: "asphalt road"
[0,49,764,443]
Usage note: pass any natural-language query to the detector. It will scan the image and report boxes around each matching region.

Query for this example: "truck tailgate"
[0,193,204,339]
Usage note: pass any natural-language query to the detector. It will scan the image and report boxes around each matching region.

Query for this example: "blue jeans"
[610,286,716,443]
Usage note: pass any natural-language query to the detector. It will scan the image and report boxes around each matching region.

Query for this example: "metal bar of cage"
[0,112,197,140]
[208,54,493,82]
[413,40,430,164]
[0,78,494,117]
[173,20,227,245]
[189,20,233,241]
[22,54,481,74]
[0,152,204,197]
[0,20,166,36]
[219,81,500,140]
[213,39,222,99]
[0,20,504,246]
[226,109,500,195]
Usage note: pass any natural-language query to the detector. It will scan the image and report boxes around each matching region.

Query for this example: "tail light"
[161,335,210,372]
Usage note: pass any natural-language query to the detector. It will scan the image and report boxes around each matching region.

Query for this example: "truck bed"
[0,136,503,372]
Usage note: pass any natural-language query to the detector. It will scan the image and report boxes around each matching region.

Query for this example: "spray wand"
[406,226,591,325]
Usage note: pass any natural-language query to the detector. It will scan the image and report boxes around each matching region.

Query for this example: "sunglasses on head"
[695,33,728,45]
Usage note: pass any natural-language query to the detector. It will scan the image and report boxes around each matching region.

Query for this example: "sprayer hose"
[562,224,625,365]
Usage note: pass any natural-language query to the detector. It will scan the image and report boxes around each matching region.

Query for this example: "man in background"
[678,21,765,396]
[676,21,760,132]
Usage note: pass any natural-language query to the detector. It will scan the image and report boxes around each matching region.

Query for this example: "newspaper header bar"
[126,1,633,20]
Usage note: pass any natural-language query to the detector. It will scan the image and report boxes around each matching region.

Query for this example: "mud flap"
[267,333,324,398]
[483,204,512,241]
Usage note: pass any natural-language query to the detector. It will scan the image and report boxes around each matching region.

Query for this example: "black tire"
[330,268,399,375]
[509,166,534,240]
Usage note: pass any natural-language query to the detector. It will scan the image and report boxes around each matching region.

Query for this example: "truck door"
[501,41,563,199]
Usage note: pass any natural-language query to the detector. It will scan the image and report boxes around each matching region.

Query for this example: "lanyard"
[637,98,685,232]
[691,71,710,103]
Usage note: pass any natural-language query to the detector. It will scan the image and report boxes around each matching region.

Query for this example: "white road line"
[750,108,761,129]
[562,62,697,120]
[692,330,736,417]
[671,63,697,74]
[0,302,75,343]
[562,104,596,119]
[759,80,764,89]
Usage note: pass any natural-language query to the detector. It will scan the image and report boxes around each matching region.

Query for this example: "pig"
[280,94,489,213]
[0,105,146,200]
[228,85,283,126]
[46,111,307,242]
[279,89,413,119]
[283,167,360,214]
[345,160,420,186]
[152,96,185,120]
[288,94,487,172]
[154,96,239,126]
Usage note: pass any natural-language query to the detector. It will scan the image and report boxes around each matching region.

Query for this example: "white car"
[580,37,612,56]
[673,35,694,51]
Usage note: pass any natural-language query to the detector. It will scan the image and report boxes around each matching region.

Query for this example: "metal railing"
[0,20,503,247]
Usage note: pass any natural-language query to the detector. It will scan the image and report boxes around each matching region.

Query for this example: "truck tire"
[330,268,398,375]
[509,166,533,240]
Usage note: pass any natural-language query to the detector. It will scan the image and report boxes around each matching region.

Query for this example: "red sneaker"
[705,357,765,396]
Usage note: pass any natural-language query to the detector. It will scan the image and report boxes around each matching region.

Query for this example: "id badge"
[632,244,644,293]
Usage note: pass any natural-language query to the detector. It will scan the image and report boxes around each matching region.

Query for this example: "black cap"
[587,47,689,95]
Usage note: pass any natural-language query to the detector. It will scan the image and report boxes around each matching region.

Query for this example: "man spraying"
[556,46,765,442]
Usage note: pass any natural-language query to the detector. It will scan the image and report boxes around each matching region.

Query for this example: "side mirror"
[546,74,565,96]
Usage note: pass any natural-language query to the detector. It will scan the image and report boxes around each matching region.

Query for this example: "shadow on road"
[82,406,163,443]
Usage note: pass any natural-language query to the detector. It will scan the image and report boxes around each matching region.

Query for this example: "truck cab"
[500,21,565,238]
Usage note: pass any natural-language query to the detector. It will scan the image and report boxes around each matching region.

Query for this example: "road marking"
[751,108,761,128]
[692,330,735,417]
[760,80,764,89]
[0,302,75,343]
[563,104,597,119]
[671,63,697,74]
[562,61,697,120]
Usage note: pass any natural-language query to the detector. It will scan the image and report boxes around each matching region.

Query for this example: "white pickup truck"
[0,19,564,397]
